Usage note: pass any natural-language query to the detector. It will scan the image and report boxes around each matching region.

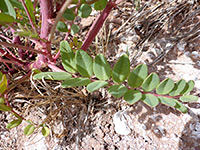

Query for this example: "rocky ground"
[0,0,200,150]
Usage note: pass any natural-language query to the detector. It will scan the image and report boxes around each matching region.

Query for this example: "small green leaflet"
[75,50,93,77]
[174,99,188,113]
[42,126,50,137]
[169,79,186,96]
[0,74,7,94]
[56,21,68,32]
[179,95,198,102]
[142,73,160,92]
[87,81,108,92]
[94,0,107,10]
[108,85,128,98]
[158,97,176,107]
[24,124,35,136]
[60,41,77,73]
[156,78,174,95]
[128,64,148,88]
[124,89,142,105]
[33,72,72,80]
[180,80,195,95]
[93,54,111,81]
[141,94,159,107]
[112,54,130,84]
[63,9,75,21]
[78,4,92,18]
[6,119,22,129]
[71,24,80,35]
[62,77,91,88]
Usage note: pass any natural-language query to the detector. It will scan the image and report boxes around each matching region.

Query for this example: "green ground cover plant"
[0,0,199,137]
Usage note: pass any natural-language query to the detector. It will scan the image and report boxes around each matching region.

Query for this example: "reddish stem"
[81,1,116,51]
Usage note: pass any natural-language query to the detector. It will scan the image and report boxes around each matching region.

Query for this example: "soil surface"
[1,0,200,150]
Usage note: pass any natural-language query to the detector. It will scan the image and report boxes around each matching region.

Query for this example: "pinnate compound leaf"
[63,9,75,21]
[60,41,77,73]
[180,95,199,102]
[6,119,22,129]
[174,99,188,113]
[156,78,174,95]
[42,126,50,137]
[24,124,35,136]
[93,54,111,80]
[0,0,16,19]
[158,97,176,107]
[108,85,128,98]
[0,104,12,111]
[62,77,91,88]
[33,72,72,80]
[128,64,148,88]
[71,24,80,35]
[141,94,159,107]
[142,73,160,92]
[112,54,130,83]
[56,21,68,32]
[169,79,186,96]
[87,81,108,92]
[78,4,92,18]
[0,74,8,94]
[94,0,107,10]
[76,50,93,77]
[180,80,195,95]
[124,89,142,105]
[0,13,14,25]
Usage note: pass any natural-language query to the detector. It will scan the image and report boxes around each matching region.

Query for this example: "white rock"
[113,111,131,135]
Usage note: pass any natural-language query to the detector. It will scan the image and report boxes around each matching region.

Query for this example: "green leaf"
[25,0,36,23]
[180,95,199,102]
[158,97,176,107]
[0,0,16,19]
[0,74,8,94]
[87,81,108,92]
[112,54,130,83]
[42,126,50,137]
[180,80,195,95]
[141,94,159,107]
[71,24,80,35]
[63,9,76,21]
[75,50,93,77]
[142,73,160,92]
[169,79,186,96]
[174,99,188,113]
[78,4,92,18]
[0,13,14,25]
[128,64,148,88]
[93,54,112,80]
[56,21,68,32]
[33,72,72,80]
[60,41,77,73]
[94,0,107,10]
[156,78,174,95]
[10,0,25,10]
[124,89,142,105]
[0,97,5,103]
[6,119,22,129]
[62,77,91,88]
[24,124,35,136]
[108,85,128,98]
[0,104,12,111]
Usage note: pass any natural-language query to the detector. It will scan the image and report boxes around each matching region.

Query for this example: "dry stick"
[48,0,73,42]
[0,41,46,55]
